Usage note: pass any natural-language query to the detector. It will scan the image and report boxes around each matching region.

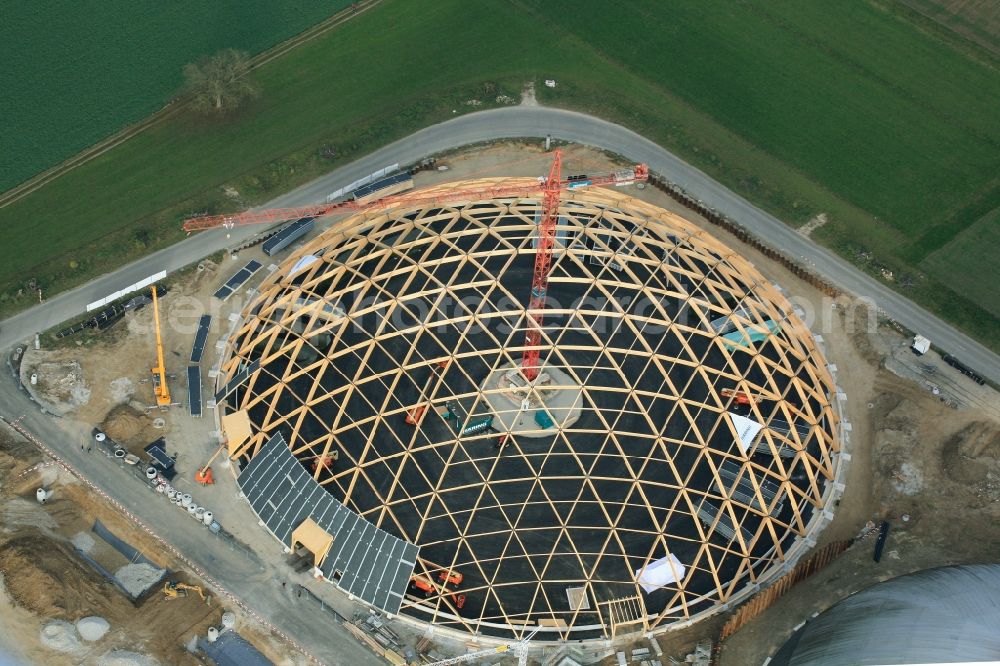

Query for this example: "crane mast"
[520,150,562,382]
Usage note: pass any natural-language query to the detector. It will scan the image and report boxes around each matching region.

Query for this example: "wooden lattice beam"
[215,180,840,637]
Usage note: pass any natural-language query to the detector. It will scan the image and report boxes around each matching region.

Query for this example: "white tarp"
[86,270,167,311]
[288,254,319,276]
[729,412,764,455]
[634,553,686,593]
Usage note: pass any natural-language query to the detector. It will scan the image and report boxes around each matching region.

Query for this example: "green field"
[1,0,998,345]
[897,0,1000,57]
[922,208,1000,318]
[0,0,353,191]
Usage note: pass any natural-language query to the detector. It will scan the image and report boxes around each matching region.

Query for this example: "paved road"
[2,106,997,384]
[0,382,384,666]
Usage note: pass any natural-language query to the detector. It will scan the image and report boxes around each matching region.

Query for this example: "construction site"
[2,142,999,666]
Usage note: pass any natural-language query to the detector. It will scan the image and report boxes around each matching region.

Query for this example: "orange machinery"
[410,574,466,609]
[405,361,450,425]
[437,568,464,588]
[720,388,771,405]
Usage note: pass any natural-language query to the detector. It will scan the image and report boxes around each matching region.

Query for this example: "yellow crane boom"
[151,286,171,406]
[426,627,539,665]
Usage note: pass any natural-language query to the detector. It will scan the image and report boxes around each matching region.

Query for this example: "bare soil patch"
[0,433,217,664]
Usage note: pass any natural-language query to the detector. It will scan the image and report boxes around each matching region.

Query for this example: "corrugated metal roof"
[771,565,1000,666]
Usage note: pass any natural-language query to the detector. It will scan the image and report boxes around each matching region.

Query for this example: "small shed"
[291,518,334,568]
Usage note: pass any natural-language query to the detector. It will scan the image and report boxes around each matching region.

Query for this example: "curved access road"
[2,106,997,384]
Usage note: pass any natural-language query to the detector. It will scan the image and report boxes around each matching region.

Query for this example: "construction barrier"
[710,539,854,665]
[648,177,842,298]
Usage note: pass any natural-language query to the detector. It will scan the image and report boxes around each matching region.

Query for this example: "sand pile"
[114,562,165,597]
[98,649,160,666]
[101,404,152,444]
[39,620,82,653]
[0,534,111,617]
[77,615,110,641]
[72,531,95,553]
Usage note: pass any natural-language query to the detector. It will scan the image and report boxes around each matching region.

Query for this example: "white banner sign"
[325,164,400,202]
[86,270,166,311]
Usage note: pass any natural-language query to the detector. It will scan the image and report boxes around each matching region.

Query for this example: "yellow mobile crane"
[426,627,539,665]
[151,286,171,407]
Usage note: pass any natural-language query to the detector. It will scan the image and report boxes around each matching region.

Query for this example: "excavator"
[163,580,211,605]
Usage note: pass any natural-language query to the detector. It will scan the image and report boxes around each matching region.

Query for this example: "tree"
[183,49,259,115]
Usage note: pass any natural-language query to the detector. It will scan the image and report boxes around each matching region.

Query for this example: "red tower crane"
[181,160,648,233]
[181,154,650,381]
[520,150,562,382]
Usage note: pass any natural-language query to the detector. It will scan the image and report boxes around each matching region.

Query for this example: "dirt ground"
[0,425,309,666]
[717,379,1000,664]
[0,428,219,665]
[5,141,1000,665]
[671,182,1000,663]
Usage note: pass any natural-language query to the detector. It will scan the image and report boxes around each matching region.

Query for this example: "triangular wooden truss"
[217,180,839,638]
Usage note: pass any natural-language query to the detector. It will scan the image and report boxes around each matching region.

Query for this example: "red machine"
[519,152,562,382]
[310,453,338,472]
[517,154,648,380]
[438,568,464,588]
[405,360,450,426]
[721,388,770,405]
[404,406,427,426]
[194,467,214,485]
[410,574,465,609]
[411,575,435,595]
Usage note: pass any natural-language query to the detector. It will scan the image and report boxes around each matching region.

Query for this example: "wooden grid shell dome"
[218,179,839,639]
